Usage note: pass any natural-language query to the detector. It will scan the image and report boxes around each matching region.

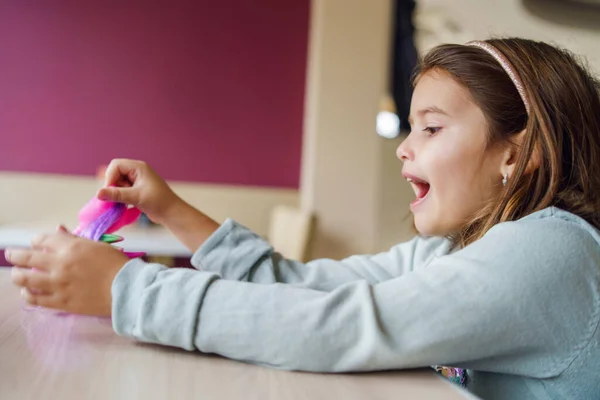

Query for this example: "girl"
[7,38,600,399]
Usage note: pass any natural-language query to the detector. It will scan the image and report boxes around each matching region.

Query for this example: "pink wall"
[0,1,309,188]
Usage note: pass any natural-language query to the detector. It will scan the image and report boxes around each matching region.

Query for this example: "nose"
[396,136,414,162]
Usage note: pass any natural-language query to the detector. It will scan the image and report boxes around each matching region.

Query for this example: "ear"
[500,130,540,179]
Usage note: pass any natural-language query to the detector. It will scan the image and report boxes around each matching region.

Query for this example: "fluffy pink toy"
[72,193,145,258]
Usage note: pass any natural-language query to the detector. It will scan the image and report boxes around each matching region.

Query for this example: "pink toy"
[72,191,145,258]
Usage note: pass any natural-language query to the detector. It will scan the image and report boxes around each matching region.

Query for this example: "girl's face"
[397,70,506,236]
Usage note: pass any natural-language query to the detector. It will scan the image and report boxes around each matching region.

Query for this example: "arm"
[161,201,220,254]
[189,218,451,291]
[98,155,448,288]
[111,213,600,377]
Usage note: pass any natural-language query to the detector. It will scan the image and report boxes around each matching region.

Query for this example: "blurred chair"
[268,205,314,262]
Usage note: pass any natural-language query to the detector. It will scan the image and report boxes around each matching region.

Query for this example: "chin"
[414,219,435,237]
[414,217,447,238]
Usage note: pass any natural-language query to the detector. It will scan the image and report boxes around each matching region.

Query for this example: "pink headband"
[467,40,530,115]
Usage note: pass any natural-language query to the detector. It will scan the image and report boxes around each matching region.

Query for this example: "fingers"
[19,287,59,309]
[99,158,145,205]
[97,186,137,205]
[11,267,54,293]
[4,248,54,271]
[103,159,143,188]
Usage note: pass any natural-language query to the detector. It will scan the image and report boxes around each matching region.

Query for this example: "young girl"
[7,38,600,399]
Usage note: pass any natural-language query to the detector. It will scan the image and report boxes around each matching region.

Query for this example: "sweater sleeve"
[111,213,600,379]
[189,218,451,291]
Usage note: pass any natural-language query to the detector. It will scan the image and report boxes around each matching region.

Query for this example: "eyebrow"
[407,106,450,126]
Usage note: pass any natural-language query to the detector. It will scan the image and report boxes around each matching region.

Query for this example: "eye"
[422,126,441,136]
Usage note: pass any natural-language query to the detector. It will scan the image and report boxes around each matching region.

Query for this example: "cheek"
[424,145,470,189]
[427,142,490,205]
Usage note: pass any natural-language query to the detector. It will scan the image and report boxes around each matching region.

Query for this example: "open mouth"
[405,175,431,207]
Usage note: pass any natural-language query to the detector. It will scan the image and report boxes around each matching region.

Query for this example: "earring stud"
[502,173,508,187]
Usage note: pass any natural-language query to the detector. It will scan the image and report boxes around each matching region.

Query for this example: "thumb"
[97,186,137,205]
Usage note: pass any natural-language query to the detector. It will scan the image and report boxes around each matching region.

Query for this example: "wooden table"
[0,269,477,400]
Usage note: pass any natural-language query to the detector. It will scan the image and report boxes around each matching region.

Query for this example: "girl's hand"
[6,229,130,316]
[97,159,221,253]
[97,159,184,225]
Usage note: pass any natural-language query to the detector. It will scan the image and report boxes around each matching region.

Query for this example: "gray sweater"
[111,207,600,400]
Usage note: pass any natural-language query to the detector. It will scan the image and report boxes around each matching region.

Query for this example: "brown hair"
[416,38,600,247]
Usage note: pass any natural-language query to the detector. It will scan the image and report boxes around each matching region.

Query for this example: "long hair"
[416,38,600,247]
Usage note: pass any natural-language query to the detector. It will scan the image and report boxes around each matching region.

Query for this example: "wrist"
[161,200,220,253]
[156,196,187,226]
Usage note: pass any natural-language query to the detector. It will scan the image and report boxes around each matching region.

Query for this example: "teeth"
[406,178,413,183]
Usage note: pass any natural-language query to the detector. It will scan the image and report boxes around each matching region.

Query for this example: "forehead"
[411,69,474,115]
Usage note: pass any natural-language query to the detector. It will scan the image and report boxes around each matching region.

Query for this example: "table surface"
[0,222,191,257]
[0,269,479,400]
